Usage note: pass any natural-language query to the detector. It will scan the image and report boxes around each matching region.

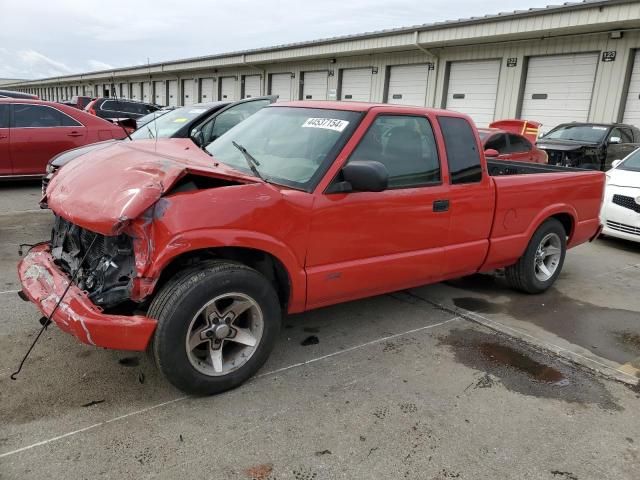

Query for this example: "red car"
[478,120,548,164]
[21,102,603,394]
[0,98,127,177]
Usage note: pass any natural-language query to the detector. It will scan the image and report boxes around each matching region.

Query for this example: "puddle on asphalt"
[446,274,640,365]
[478,342,568,386]
[439,328,621,410]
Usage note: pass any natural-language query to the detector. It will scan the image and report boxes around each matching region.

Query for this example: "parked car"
[537,122,640,171]
[129,96,276,145]
[41,96,276,196]
[84,97,161,121]
[600,148,640,243]
[0,98,128,178]
[0,89,38,99]
[21,102,604,395]
[478,120,547,163]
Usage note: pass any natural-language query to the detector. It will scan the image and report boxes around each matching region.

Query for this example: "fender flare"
[146,228,307,313]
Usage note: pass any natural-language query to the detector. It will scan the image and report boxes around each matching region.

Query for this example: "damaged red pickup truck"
[19,102,604,395]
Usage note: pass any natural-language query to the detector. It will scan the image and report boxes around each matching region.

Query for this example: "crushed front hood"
[46,139,256,235]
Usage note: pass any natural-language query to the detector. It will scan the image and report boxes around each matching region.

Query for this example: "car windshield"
[542,125,608,143]
[136,109,172,128]
[206,107,362,190]
[618,148,640,172]
[130,105,213,139]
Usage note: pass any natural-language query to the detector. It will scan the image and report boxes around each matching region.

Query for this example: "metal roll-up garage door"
[242,75,261,98]
[340,68,372,101]
[446,59,501,127]
[131,82,141,101]
[520,52,599,133]
[622,50,640,127]
[219,77,236,100]
[200,78,215,102]
[120,83,128,99]
[182,79,195,106]
[154,81,165,105]
[387,64,429,106]
[167,80,178,106]
[270,73,292,101]
[142,82,152,103]
[302,71,328,100]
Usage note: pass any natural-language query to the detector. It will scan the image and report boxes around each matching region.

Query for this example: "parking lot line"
[0,316,460,459]
[0,289,19,296]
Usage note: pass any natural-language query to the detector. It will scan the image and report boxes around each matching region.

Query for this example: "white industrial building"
[5,0,640,131]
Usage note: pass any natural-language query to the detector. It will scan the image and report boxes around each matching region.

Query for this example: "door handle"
[433,199,450,212]
[67,132,83,137]
[0,134,7,139]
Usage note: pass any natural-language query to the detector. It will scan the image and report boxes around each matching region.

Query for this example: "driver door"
[305,113,451,310]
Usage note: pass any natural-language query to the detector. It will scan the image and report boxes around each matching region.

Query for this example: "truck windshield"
[206,107,361,190]
[542,125,608,143]
[619,148,640,172]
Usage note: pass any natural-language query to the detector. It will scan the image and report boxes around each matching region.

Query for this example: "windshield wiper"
[146,125,155,139]
[231,141,266,182]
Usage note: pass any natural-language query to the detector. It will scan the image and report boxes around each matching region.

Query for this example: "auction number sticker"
[302,118,349,132]
[173,118,188,123]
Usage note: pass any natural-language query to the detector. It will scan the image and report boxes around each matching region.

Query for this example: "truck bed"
[487,159,585,176]
[480,160,605,272]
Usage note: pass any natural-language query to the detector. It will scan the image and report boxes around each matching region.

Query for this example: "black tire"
[505,218,567,294]
[148,261,281,395]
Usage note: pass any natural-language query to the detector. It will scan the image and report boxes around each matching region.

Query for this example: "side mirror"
[484,148,499,158]
[335,160,388,193]
[191,129,205,147]
[609,136,622,144]
[611,159,622,169]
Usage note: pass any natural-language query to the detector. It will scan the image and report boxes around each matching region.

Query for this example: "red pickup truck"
[19,101,604,395]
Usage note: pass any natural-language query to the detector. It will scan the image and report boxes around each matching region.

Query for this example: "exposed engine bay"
[544,147,603,170]
[50,216,136,308]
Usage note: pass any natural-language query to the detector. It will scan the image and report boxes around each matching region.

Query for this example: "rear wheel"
[505,218,567,294]
[148,262,281,395]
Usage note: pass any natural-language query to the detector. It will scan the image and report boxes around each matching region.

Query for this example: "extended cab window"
[13,104,81,128]
[438,116,482,184]
[349,115,440,188]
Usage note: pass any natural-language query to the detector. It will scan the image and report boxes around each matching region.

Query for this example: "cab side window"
[610,127,633,144]
[13,104,81,128]
[349,115,440,188]
[438,116,482,184]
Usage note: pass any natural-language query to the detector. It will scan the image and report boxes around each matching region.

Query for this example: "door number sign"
[602,51,617,62]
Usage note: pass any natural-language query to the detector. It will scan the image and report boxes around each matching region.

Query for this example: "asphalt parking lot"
[1,182,639,480]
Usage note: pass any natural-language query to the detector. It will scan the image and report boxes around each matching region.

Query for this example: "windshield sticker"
[173,118,188,123]
[302,118,349,132]
[188,109,206,114]
[592,126,608,130]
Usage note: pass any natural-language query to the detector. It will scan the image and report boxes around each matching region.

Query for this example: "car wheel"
[148,261,281,395]
[505,218,567,294]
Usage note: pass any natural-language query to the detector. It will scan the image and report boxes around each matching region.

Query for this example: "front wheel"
[505,218,567,294]
[148,262,281,395]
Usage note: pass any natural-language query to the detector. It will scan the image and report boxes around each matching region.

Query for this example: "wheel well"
[551,213,574,238]
[155,247,291,308]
